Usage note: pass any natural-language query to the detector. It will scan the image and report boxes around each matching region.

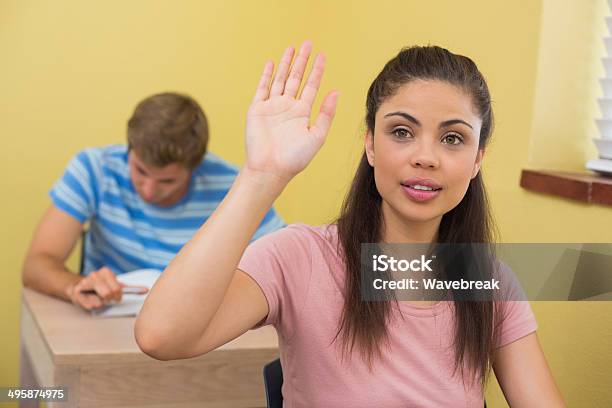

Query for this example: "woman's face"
[365,80,484,238]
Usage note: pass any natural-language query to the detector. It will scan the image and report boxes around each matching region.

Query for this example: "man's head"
[127,93,208,206]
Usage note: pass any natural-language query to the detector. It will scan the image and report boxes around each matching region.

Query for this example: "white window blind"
[589,13,612,175]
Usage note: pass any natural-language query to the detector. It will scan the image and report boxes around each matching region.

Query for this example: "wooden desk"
[19,288,279,408]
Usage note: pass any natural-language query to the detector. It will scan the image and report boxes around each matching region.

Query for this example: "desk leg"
[19,344,40,408]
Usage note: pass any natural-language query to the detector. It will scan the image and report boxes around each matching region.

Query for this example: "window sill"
[520,169,612,206]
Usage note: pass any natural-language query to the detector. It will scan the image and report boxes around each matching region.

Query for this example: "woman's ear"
[471,148,485,178]
[365,131,375,167]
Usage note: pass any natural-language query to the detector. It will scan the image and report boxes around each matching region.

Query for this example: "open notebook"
[91,269,161,317]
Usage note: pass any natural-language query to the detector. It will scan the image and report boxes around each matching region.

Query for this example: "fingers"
[284,41,312,98]
[97,267,123,302]
[71,267,123,310]
[313,91,340,140]
[85,268,120,303]
[253,41,327,105]
[71,279,103,310]
[74,292,103,310]
[252,60,274,103]
[300,53,326,109]
[269,46,295,96]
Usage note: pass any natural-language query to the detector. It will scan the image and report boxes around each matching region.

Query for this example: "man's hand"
[65,267,148,310]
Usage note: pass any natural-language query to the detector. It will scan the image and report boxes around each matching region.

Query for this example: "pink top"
[238,224,537,407]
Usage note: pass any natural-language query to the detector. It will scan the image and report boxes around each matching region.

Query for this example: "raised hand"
[245,41,339,182]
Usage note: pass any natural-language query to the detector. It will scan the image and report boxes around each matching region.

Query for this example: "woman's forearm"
[135,168,287,355]
[136,41,337,359]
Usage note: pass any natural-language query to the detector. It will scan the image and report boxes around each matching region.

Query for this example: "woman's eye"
[442,133,463,145]
[392,128,411,138]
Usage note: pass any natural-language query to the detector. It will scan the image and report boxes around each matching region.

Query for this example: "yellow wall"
[487,1,612,407]
[1,1,610,406]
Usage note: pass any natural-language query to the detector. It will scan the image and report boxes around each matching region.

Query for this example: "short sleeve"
[238,224,313,341]
[495,262,538,348]
[49,149,100,223]
[251,207,286,242]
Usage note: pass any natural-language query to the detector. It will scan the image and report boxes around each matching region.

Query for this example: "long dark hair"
[335,45,501,387]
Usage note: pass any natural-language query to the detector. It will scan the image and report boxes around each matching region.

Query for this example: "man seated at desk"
[22,92,285,310]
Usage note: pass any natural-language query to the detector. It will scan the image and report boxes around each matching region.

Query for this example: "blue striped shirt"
[50,144,285,275]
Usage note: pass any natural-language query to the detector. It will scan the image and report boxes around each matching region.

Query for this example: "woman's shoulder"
[250,223,341,262]
[264,223,338,242]
[285,223,339,251]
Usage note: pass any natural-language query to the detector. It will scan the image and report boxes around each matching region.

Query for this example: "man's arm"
[23,205,148,309]
[22,205,84,301]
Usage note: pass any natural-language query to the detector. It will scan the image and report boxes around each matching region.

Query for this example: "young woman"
[135,41,565,407]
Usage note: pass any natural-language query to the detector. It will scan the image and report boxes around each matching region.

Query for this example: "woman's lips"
[401,184,442,202]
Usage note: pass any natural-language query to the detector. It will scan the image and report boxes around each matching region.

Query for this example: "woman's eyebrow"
[439,119,473,130]
[384,111,421,126]
[383,112,473,131]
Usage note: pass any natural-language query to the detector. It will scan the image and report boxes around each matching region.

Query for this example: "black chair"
[263,358,283,408]
[262,358,487,407]
[79,229,88,275]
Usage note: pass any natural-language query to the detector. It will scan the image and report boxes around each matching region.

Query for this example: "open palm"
[245,41,339,181]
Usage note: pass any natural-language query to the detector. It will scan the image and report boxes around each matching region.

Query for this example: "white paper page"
[91,269,162,318]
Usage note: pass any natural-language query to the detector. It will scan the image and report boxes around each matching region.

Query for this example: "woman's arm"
[134,41,338,360]
[493,332,565,407]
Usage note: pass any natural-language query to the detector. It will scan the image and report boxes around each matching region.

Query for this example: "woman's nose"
[409,140,439,169]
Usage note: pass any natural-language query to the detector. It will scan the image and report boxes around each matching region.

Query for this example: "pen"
[79,287,149,295]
